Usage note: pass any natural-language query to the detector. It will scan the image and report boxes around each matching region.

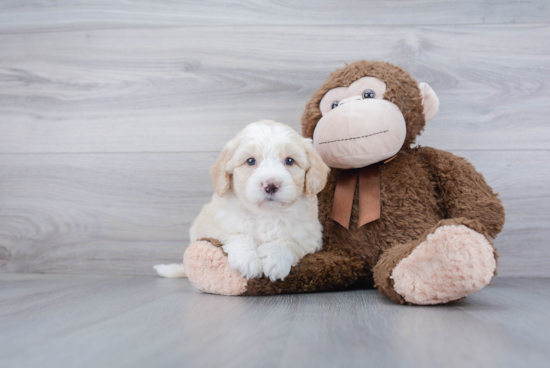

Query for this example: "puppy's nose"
[263,181,280,194]
[265,184,278,194]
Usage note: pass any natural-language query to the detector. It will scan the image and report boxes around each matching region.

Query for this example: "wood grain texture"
[0,24,549,153]
[0,152,215,275]
[1,275,549,368]
[0,150,547,276]
[0,2,548,278]
[1,0,549,31]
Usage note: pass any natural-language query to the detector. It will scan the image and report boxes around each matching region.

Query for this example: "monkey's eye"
[285,158,294,166]
[331,101,339,109]
[246,158,256,166]
[363,89,376,99]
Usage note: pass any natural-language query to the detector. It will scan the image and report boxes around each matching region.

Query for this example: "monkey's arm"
[419,147,505,238]
[244,248,369,295]
[184,239,368,296]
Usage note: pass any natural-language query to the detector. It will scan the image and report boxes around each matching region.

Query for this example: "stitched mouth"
[319,130,388,145]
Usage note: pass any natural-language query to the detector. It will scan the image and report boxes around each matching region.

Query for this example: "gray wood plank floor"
[1,150,548,276]
[1,24,549,153]
[1,274,549,368]
[2,0,549,31]
[0,1,549,277]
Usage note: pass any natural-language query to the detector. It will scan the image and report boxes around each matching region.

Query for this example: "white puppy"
[155,120,330,281]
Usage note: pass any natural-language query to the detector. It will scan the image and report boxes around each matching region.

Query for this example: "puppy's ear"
[210,139,236,197]
[303,138,330,196]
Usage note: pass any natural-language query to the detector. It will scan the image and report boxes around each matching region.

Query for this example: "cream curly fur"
[155,120,330,281]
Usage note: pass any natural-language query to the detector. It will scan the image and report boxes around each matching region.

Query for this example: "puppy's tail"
[153,263,187,278]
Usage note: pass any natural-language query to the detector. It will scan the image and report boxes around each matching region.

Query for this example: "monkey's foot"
[183,240,247,296]
[391,225,496,305]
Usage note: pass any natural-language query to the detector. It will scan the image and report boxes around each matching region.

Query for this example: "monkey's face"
[302,61,440,170]
[314,76,407,169]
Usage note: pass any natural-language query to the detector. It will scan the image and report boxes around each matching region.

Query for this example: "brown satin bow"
[331,156,396,229]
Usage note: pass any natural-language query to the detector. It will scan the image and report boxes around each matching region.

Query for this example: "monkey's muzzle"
[313,99,406,169]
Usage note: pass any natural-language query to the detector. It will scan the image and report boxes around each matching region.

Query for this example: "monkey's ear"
[303,138,330,196]
[419,82,439,122]
[209,140,236,197]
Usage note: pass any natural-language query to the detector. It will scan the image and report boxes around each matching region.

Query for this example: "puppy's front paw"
[223,242,263,280]
[258,241,294,281]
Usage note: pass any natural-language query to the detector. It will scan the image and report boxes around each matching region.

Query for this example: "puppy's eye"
[363,89,375,99]
[331,101,339,109]
[246,158,256,166]
[285,158,294,166]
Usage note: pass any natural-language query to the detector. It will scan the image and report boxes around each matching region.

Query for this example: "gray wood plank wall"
[0,1,548,276]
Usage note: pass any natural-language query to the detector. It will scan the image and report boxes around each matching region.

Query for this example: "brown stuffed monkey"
[183,60,505,305]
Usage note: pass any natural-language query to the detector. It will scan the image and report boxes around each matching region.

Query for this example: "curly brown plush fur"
[243,61,505,303]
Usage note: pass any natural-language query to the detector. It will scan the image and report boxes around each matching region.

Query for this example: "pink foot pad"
[391,225,496,305]
[183,241,247,296]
